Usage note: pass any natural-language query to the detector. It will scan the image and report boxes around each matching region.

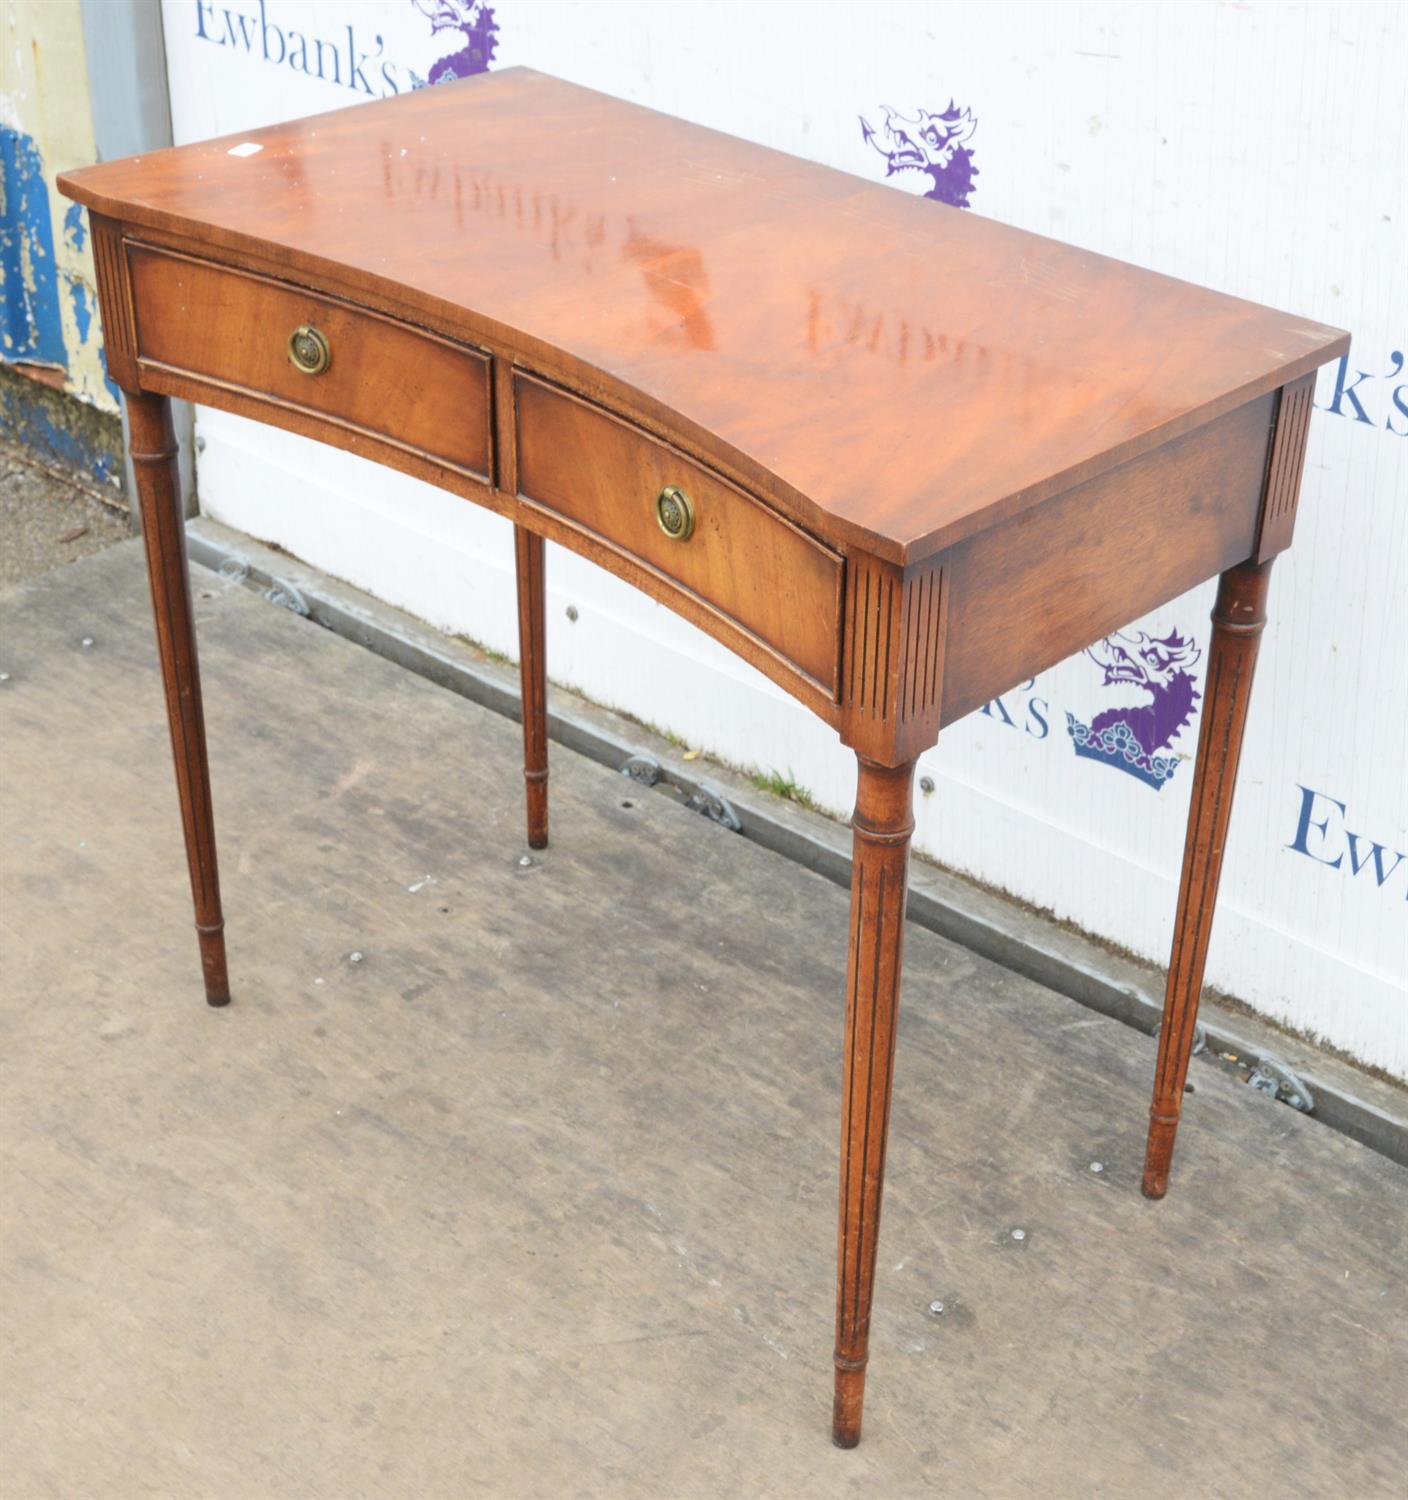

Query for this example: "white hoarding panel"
[158,1,1406,1078]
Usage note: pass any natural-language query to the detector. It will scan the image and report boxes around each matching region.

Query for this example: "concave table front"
[59,66,1348,1449]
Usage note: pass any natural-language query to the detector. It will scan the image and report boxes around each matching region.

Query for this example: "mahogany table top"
[60,67,1347,563]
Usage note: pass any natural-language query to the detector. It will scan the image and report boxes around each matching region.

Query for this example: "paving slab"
[2,542,1404,1500]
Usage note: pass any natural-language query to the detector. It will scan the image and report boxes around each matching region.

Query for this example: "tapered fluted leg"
[515,526,548,849]
[1143,559,1274,1198]
[128,393,229,1006]
[833,757,916,1448]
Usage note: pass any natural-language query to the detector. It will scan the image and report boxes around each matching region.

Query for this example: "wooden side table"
[59,68,1348,1449]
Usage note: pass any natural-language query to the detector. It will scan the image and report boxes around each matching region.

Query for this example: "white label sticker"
[227,142,263,158]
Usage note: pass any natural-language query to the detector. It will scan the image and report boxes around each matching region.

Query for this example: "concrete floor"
[0,440,131,590]
[2,542,1404,1499]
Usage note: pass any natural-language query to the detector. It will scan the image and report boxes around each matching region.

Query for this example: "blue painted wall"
[1,125,69,370]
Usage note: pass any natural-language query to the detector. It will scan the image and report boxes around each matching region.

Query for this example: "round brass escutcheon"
[655,484,695,542]
[287,324,331,376]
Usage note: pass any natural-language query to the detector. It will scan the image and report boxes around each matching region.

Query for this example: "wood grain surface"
[59,67,1347,564]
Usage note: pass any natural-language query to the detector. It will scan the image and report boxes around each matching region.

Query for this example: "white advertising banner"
[155,1,1406,1078]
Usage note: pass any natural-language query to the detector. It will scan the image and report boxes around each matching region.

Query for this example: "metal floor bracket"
[1249,1056,1316,1114]
[620,753,742,832]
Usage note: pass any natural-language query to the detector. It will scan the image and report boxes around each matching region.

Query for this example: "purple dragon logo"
[1065,629,1202,791]
[859,103,979,207]
[409,0,498,86]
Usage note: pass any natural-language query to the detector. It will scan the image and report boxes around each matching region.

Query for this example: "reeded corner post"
[833,755,916,1447]
[88,215,228,1005]
[1143,372,1315,1198]
[831,549,949,1448]
[126,391,231,1007]
[514,526,549,849]
[1142,558,1272,1196]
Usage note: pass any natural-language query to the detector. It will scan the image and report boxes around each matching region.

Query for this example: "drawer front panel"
[514,374,843,695]
[129,244,491,480]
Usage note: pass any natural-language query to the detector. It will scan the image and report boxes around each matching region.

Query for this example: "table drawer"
[514,374,843,695]
[128,244,491,481]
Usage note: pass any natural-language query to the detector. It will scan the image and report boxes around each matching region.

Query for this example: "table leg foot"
[833,756,915,1452]
[129,392,231,1009]
[198,921,231,1007]
[1142,558,1272,1198]
[523,774,548,851]
[1141,1114,1178,1199]
[515,526,549,850]
[832,1358,866,1447]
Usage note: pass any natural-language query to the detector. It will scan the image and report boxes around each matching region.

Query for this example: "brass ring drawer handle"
[655,484,695,541]
[287,324,331,376]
